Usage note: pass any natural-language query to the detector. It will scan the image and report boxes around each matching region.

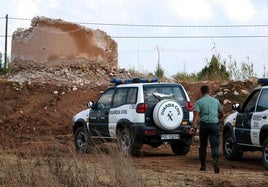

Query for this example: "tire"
[223,131,243,160]
[170,142,190,155]
[74,126,92,153]
[153,99,183,131]
[262,137,268,170]
[117,128,141,157]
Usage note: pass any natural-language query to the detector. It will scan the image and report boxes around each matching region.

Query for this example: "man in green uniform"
[191,85,224,173]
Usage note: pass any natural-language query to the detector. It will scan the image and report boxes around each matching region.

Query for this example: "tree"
[227,56,256,80]
[172,54,230,82]
[154,61,164,80]
[0,52,2,68]
[198,54,230,80]
[0,53,10,75]
[154,45,164,79]
[0,52,4,75]
[172,72,198,81]
[240,57,256,80]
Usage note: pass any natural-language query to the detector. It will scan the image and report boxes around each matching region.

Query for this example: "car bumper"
[130,123,194,146]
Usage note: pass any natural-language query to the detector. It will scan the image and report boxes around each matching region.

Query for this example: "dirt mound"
[0,76,258,146]
[0,79,104,148]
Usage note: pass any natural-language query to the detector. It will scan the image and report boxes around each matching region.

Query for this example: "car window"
[144,85,186,102]
[256,88,268,112]
[97,88,115,109]
[127,87,138,104]
[113,88,128,107]
[243,89,260,112]
[112,87,137,107]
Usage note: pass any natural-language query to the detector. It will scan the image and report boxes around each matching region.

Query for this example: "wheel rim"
[77,131,86,149]
[264,144,268,163]
[120,131,130,153]
[225,137,234,156]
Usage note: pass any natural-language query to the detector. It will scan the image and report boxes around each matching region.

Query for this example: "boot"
[213,159,220,173]
[200,159,206,171]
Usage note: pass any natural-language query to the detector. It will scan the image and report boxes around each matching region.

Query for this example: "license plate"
[161,134,180,140]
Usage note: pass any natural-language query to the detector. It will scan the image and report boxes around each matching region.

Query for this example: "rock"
[217,91,224,96]
[234,91,239,96]
[221,81,229,86]
[241,90,249,95]
[223,99,231,105]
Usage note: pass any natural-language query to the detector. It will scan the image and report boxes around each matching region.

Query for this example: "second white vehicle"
[223,78,268,169]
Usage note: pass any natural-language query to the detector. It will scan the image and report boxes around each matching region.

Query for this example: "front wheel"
[74,126,92,153]
[117,128,141,157]
[223,131,243,160]
[262,138,268,169]
[170,142,190,155]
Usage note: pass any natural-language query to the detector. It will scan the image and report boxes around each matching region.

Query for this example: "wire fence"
[1,15,268,74]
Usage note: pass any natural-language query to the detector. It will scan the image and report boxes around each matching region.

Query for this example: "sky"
[1,0,268,78]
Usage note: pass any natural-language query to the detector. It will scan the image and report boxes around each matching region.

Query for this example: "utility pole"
[264,64,266,78]
[155,45,164,79]
[4,14,8,74]
[156,45,160,66]
[137,43,140,70]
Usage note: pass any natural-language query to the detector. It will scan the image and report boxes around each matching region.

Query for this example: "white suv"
[72,78,194,156]
[223,78,268,169]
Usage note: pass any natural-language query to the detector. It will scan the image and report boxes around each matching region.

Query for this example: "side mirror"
[232,103,240,111]
[97,103,105,110]
[87,101,94,108]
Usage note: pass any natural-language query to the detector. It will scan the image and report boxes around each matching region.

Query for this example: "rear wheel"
[223,131,243,160]
[170,142,190,155]
[262,137,268,169]
[117,128,141,157]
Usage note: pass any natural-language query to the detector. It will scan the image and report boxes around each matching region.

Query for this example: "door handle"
[263,116,267,119]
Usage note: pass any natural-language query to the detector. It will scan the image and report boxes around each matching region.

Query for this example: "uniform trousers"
[198,122,220,161]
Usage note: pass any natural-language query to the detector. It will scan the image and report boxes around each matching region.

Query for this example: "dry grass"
[1,138,268,187]
[0,141,146,187]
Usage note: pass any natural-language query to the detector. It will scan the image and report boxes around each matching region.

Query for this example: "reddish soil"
[0,78,267,186]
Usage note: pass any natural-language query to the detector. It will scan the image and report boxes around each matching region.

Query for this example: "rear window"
[143,84,187,102]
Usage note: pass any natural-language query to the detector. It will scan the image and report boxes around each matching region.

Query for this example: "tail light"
[185,101,193,111]
[136,103,149,113]
[144,129,157,135]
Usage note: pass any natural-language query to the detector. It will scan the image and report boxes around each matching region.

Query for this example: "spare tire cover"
[153,99,183,131]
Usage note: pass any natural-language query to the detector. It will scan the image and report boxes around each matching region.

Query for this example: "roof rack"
[110,77,158,85]
[258,78,268,86]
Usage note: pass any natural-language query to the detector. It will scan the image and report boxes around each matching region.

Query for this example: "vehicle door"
[108,87,138,137]
[252,88,268,146]
[235,89,260,145]
[89,88,115,137]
